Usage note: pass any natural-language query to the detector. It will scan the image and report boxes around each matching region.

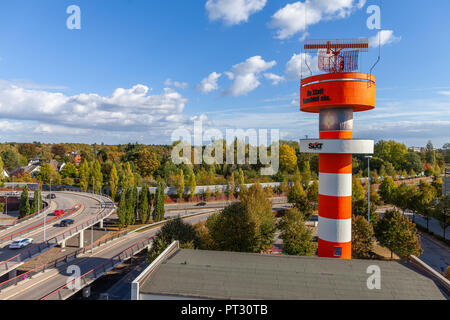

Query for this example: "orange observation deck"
[299,39,375,259]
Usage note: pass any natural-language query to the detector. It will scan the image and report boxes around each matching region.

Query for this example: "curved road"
[1,211,216,300]
[0,192,110,277]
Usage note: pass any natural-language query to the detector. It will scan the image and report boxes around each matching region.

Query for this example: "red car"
[53,209,64,216]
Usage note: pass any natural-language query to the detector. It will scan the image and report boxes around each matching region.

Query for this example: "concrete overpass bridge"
[0,191,116,280]
[0,200,290,300]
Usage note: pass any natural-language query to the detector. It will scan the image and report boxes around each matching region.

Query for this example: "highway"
[0,192,115,278]
[0,210,217,300]
[0,200,291,300]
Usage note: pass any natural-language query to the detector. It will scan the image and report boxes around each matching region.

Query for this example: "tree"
[209,202,259,253]
[91,160,103,193]
[237,168,247,195]
[175,169,185,200]
[278,208,316,256]
[79,160,90,192]
[152,182,165,221]
[139,186,150,224]
[51,144,67,158]
[135,149,160,177]
[189,172,197,201]
[375,209,422,259]
[416,181,438,231]
[287,178,313,221]
[301,161,312,186]
[352,177,365,202]
[0,156,4,181]
[2,149,22,171]
[226,171,235,198]
[18,143,38,160]
[19,185,31,218]
[117,191,127,228]
[147,217,200,263]
[307,180,318,204]
[194,221,217,250]
[121,162,135,190]
[31,189,43,213]
[434,195,450,238]
[240,183,277,252]
[109,164,119,201]
[209,184,276,253]
[392,184,415,214]
[378,176,397,204]
[60,162,78,179]
[352,215,374,258]
[38,163,61,185]
[425,140,436,165]
[279,144,298,173]
[352,198,377,222]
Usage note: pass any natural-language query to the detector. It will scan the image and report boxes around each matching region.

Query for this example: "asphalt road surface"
[1,210,216,300]
[0,192,105,277]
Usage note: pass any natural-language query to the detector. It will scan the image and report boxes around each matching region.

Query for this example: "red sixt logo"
[308,142,323,150]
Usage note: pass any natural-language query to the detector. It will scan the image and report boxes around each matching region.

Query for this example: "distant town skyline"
[0,0,448,147]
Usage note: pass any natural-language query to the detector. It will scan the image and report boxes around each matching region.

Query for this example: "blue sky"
[0,0,448,148]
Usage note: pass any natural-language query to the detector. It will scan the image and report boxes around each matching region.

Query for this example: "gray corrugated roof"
[140,249,448,300]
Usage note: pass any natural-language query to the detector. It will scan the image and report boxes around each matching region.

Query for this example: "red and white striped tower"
[317,108,354,259]
[299,39,375,259]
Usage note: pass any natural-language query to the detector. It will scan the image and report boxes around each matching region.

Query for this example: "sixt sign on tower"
[309,142,323,150]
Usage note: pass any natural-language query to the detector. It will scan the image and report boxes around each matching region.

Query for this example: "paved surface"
[140,249,447,300]
[377,206,449,274]
[0,210,216,300]
[0,192,107,277]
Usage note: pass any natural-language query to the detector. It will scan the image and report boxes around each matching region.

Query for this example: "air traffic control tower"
[299,39,375,259]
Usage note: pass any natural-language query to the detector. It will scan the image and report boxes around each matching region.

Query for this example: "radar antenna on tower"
[304,38,369,73]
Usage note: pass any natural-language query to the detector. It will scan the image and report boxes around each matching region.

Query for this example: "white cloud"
[270,0,365,40]
[0,81,194,140]
[438,91,450,96]
[264,73,285,85]
[224,56,276,96]
[206,0,267,25]
[196,72,222,94]
[164,78,188,89]
[369,30,401,47]
[285,52,319,79]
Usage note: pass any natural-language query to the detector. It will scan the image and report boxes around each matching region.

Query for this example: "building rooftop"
[139,249,448,300]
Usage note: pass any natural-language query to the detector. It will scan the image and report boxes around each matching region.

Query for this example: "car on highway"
[9,238,33,249]
[47,193,56,199]
[59,219,74,227]
[53,209,64,216]
[196,202,207,207]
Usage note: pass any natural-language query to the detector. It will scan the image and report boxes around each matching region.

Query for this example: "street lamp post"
[365,156,373,222]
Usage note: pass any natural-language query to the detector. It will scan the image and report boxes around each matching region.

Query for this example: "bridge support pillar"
[79,231,84,248]
[8,269,17,279]
[99,219,104,229]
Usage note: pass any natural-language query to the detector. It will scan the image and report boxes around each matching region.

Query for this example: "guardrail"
[0,204,81,244]
[41,234,155,300]
[0,229,130,293]
[0,193,116,275]
[47,199,115,246]
[0,201,51,232]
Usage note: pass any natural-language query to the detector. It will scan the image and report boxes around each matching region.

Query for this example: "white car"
[9,238,33,249]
